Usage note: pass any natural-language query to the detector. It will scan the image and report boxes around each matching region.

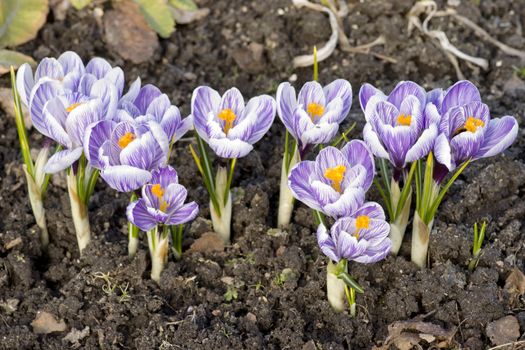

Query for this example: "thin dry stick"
[488,341,525,350]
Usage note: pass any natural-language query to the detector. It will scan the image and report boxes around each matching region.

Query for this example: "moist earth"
[1,0,525,349]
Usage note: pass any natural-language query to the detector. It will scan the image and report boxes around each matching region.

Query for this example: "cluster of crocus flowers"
[276,79,353,227]
[190,86,276,243]
[360,80,518,267]
[11,52,198,282]
[288,142,391,314]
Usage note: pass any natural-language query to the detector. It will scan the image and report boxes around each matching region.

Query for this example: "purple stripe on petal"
[359,83,385,113]
[35,58,65,81]
[363,123,389,159]
[405,124,437,163]
[220,87,245,119]
[101,165,152,192]
[442,80,481,112]
[147,94,171,121]
[44,147,83,174]
[320,97,344,124]
[476,116,518,159]
[105,67,125,98]
[65,99,104,147]
[16,63,34,107]
[192,86,221,139]
[58,51,85,75]
[450,129,483,165]
[151,165,178,187]
[379,125,412,168]
[29,79,63,135]
[164,183,188,211]
[288,161,319,210]
[316,224,339,262]
[387,81,426,109]
[276,82,297,136]
[120,77,141,105]
[159,105,182,141]
[208,138,253,158]
[323,79,352,118]
[90,79,118,120]
[426,88,444,110]
[242,95,276,144]
[126,199,157,231]
[84,120,115,169]
[78,74,97,96]
[323,187,365,219]
[310,180,340,207]
[85,57,112,79]
[166,202,199,225]
[315,147,351,177]
[134,84,162,114]
[354,202,386,220]
[301,122,339,147]
[341,140,375,190]
[298,81,325,109]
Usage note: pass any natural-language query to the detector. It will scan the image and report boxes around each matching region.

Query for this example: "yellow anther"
[324,165,346,193]
[66,102,82,113]
[218,108,237,134]
[464,116,484,133]
[354,215,370,239]
[397,114,412,126]
[151,184,168,212]
[307,103,324,120]
[118,132,136,149]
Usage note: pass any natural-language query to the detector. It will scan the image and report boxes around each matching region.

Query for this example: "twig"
[488,341,525,350]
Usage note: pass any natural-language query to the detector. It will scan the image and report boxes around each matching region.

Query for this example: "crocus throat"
[324,165,346,193]
[464,116,484,132]
[118,132,136,149]
[66,102,83,113]
[397,114,411,126]
[151,184,168,212]
[307,103,324,121]
[218,108,236,134]
[354,215,370,239]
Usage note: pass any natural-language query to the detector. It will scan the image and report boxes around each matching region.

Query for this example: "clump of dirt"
[1,0,525,349]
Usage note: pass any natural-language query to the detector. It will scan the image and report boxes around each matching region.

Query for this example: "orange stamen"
[324,165,346,193]
[397,114,412,126]
[118,132,136,149]
[464,116,484,133]
[218,108,237,134]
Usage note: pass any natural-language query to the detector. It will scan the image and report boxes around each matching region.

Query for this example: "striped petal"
[476,116,518,159]
[166,202,199,225]
[126,199,157,231]
[44,147,83,173]
[208,138,253,158]
[101,165,152,192]
[276,82,297,137]
[323,79,352,119]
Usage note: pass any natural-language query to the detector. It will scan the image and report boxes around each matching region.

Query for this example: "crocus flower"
[431,81,519,176]
[192,86,276,158]
[359,81,438,172]
[30,78,118,173]
[126,166,199,231]
[17,51,125,107]
[276,80,352,152]
[84,120,169,192]
[288,140,375,219]
[317,202,391,263]
[117,83,193,144]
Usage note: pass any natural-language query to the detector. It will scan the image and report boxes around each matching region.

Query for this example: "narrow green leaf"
[313,46,318,82]
[168,0,198,11]
[374,179,393,220]
[70,0,91,10]
[337,272,364,294]
[0,0,49,47]
[134,0,175,38]
[394,161,417,220]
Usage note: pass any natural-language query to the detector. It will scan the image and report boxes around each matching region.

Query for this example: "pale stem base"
[411,211,434,268]
[23,165,48,248]
[211,166,232,244]
[389,180,412,255]
[128,223,139,258]
[148,228,169,283]
[210,193,232,244]
[326,261,346,312]
[277,148,299,227]
[67,172,91,255]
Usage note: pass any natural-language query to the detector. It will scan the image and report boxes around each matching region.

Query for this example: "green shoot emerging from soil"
[469,221,487,271]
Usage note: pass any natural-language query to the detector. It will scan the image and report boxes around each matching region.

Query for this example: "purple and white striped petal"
[85,57,112,79]
[319,97,344,124]
[363,123,389,159]
[441,80,481,113]
[41,97,72,147]
[58,51,85,76]
[90,79,118,120]
[359,83,385,112]
[192,86,221,140]
[323,79,352,118]
[127,199,158,231]
[476,116,518,159]
[44,147,83,173]
[354,201,386,220]
[340,140,375,190]
[208,138,253,158]
[120,77,142,105]
[220,87,245,119]
[101,165,152,192]
[379,125,412,168]
[242,95,276,144]
[150,165,179,188]
[35,58,64,81]
[134,84,163,114]
[300,122,339,147]
[84,120,115,169]
[105,68,125,98]
[450,129,483,165]
[29,79,63,135]
[65,99,104,147]
[288,161,319,210]
[405,124,438,163]
[316,224,339,262]
[166,202,199,225]
[434,133,453,170]
[298,81,325,109]
[276,82,298,137]
[323,187,366,219]
[387,81,426,109]
[16,63,34,107]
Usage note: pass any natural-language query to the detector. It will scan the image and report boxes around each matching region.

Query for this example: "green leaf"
[168,0,198,11]
[0,49,35,74]
[134,0,175,38]
[0,0,49,47]
[337,272,364,294]
[70,0,92,10]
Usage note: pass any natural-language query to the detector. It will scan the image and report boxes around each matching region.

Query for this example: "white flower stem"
[23,165,49,249]
[147,226,169,283]
[67,171,91,255]
[128,223,139,258]
[411,211,433,268]
[326,260,346,312]
[211,166,232,243]
[277,146,299,227]
[389,180,412,255]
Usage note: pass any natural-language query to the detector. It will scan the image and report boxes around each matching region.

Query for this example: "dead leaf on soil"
[31,311,67,334]
[0,87,32,128]
[373,320,457,350]
[188,232,224,253]
[103,0,159,64]
[63,326,90,346]
[486,316,520,346]
[170,7,210,24]
[504,267,525,306]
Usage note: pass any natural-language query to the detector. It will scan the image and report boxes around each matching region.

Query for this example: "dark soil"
[1,0,525,349]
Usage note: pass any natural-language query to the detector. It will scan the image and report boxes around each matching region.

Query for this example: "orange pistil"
[354,215,370,239]
[66,102,83,113]
[397,114,412,126]
[118,132,136,149]
[218,108,237,134]
[324,165,347,193]
[151,184,168,212]
[464,116,484,133]
[307,103,324,121]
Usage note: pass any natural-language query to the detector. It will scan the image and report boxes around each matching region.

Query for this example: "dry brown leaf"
[188,232,224,253]
[373,320,456,350]
[504,267,525,305]
[0,87,32,129]
[103,0,159,64]
[31,311,67,334]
